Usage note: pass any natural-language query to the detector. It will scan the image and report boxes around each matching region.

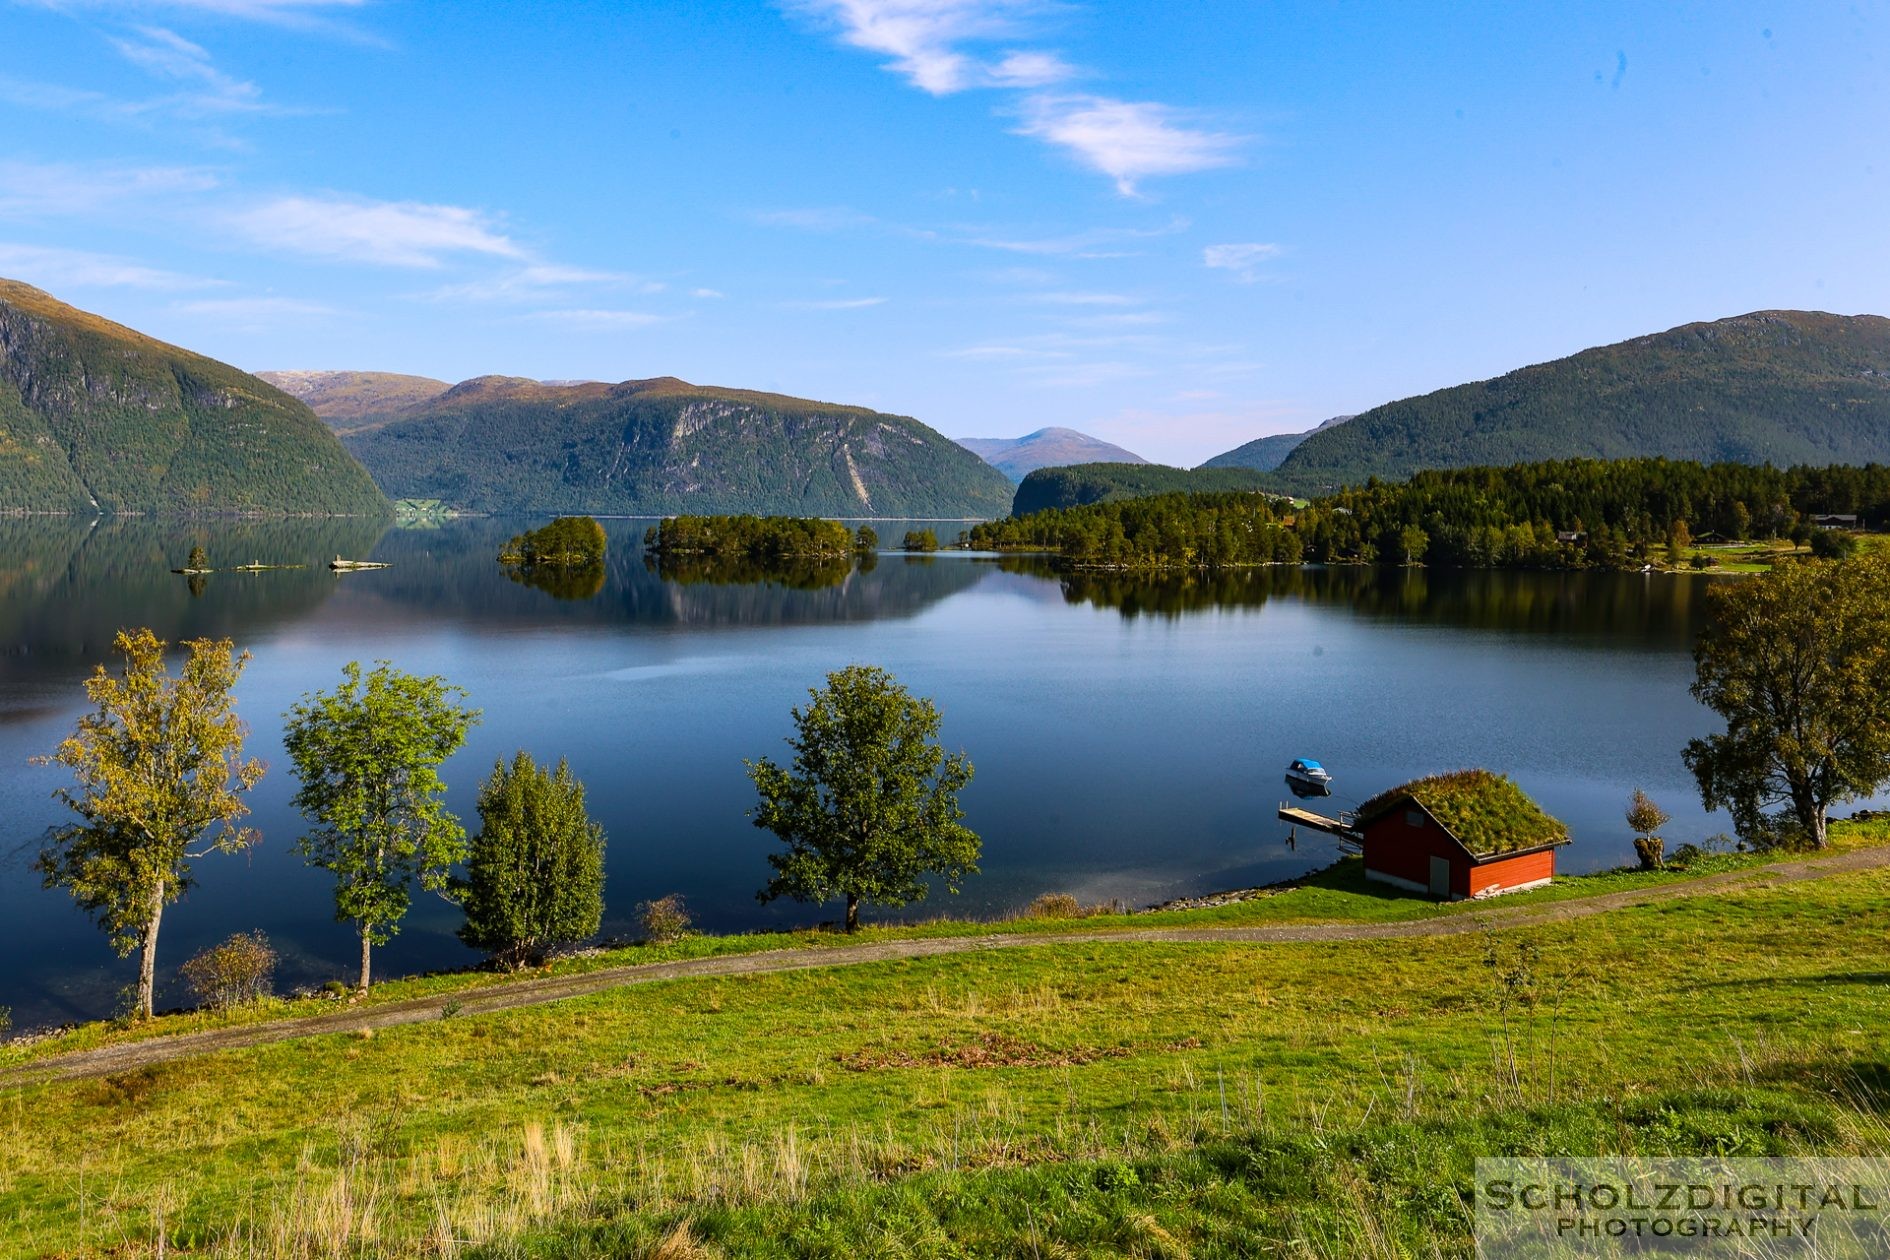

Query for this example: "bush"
[638,894,692,943]
[180,932,277,1010]
[901,529,939,552]
[1810,530,1859,559]
[459,752,607,970]
[1021,892,1083,920]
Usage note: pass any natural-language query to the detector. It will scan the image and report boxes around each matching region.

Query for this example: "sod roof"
[1358,769,1569,857]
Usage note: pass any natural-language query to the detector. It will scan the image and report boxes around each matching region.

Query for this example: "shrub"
[1810,529,1859,559]
[180,932,277,1010]
[901,529,939,552]
[459,752,607,970]
[639,894,692,943]
[1022,892,1083,920]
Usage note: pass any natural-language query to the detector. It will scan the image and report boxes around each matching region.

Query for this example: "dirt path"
[6,846,1884,1087]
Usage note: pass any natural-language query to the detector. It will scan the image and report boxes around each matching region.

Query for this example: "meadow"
[3,824,1886,1257]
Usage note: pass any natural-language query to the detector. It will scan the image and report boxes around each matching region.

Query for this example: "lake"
[0,515,1766,1027]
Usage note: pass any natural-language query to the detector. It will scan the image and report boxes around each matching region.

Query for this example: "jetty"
[328,556,391,571]
[233,562,305,572]
[1278,802,1362,852]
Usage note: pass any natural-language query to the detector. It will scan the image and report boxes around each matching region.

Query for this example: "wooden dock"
[1278,803,1363,851]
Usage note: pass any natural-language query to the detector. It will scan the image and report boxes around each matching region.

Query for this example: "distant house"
[1812,513,1860,530]
[1355,770,1569,900]
[1555,530,1586,546]
[1691,529,1729,545]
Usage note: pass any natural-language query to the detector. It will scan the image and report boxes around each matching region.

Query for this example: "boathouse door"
[1428,856,1451,899]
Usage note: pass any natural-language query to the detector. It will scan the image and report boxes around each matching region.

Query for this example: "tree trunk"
[357,928,372,995]
[1791,782,1829,849]
[137,881,165,1020]
[845,894,860,933]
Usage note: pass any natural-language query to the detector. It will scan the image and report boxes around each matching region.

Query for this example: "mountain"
[1270,311,1890,491]
[256,370,450,434]
[343,375,1015,518]
[0,280,387,515]
[1010,463,1277,516]
[956,427,1149,481]
[1201,416,1354,472]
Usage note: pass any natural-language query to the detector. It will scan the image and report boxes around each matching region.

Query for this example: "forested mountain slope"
[1202,416,1353,471]
[343,375,1014,518]
[1270,311,1890,491]
[0,280,387,515]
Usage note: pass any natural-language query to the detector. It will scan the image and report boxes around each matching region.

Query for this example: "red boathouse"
[1355,770,1569,900]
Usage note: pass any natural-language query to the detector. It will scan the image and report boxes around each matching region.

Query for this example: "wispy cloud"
[1024,290,1137,306]
[1023,360,1150,389]
[0,241,220,290]
[782,296,888,310]
[25,0,375,38]
[171,295,338,321]
[524,308,670,330]
[938,342,1070,361]
[0,160,220,217]
[958,216,1188,257]
[420,263,663,303]
[749,206,885,232]
[691,287,725,299]
[109,25,273,111]
[790,1,1242,194]
[226,194,526,268]
[1203,241,1282,282]
[790,0,1072,95]
[1015,96,1243,195]
[0,27,307,132]
[754,204,1187,260]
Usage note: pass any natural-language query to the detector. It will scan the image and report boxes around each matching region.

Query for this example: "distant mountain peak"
[956,428,1149,482]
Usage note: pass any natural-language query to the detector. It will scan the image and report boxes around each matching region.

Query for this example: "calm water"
[0,516,1769,1027]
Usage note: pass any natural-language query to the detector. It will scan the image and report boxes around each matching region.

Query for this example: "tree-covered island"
[497,516,609,567]
[643,513,857,562]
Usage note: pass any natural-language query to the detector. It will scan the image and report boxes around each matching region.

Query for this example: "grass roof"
[1359,769,1569,857]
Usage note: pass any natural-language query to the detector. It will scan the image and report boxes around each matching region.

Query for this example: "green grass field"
[1,829,1836,1073]
[3,823,1887,1257]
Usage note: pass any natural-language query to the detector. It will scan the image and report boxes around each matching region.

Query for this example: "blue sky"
[2,1,1885,464]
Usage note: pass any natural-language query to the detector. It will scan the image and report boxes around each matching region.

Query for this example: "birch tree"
[283,662,478,993]
[35,629,264,1019]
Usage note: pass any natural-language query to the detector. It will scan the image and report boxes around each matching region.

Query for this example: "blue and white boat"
[1285,758,1334,796]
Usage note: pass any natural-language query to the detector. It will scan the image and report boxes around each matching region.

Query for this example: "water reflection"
[1004,557,1708,645]
[0,515,386,710]
[505,562,607,600]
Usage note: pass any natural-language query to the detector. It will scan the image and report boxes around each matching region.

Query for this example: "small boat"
[1285,758,1334,796]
